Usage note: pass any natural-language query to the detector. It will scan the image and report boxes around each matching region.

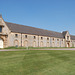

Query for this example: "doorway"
[0,38,3,48]
[67,43,70,47]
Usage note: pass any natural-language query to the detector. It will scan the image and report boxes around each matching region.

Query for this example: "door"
[0,39,3,48]
[67,43,70,47]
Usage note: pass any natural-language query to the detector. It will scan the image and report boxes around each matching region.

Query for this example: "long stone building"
[0,15,75,48]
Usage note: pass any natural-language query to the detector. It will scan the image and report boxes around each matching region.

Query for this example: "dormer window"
[0,26,2,32]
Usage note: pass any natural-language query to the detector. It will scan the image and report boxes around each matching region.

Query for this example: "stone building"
[0,15,75,48]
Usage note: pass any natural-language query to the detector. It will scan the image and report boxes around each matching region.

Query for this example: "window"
[0,26,2,32]
[25,35,27,38]
[41,37,43,40]
[67,36,69,40]
[15,34,18,37]
[34,36,36,39]
[47,38,49,40]
[53,38,54,40]
[5,36,8,38]
[57,39,59,41]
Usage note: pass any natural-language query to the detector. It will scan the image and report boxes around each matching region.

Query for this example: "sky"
[0,0,75,35]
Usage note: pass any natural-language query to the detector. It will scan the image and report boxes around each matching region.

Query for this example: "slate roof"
[71,35,75,40]
[5,22,75,40]
[62,31,67,37]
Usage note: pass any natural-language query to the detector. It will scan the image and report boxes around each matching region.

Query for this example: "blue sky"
[0,0,75,35]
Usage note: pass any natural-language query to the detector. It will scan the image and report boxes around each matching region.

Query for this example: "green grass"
[0,50,75,75]
[4,46,27,49]
[4,46,75,49]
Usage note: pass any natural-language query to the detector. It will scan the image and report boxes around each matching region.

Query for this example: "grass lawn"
[0,50,75,75]
[4,46,75,50]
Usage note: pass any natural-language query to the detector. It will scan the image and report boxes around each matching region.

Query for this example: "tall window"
[15,34,18,38]
[67,36,69,40]
[0,26,2,32]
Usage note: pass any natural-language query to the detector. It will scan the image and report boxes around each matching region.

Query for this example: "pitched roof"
[5,22,75,40]
[62,31,75,40]
[62,31,67,37]
[71,35,75,40]
[5,22,64,38]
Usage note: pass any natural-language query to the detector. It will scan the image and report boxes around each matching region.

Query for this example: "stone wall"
[8,32,66,47]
